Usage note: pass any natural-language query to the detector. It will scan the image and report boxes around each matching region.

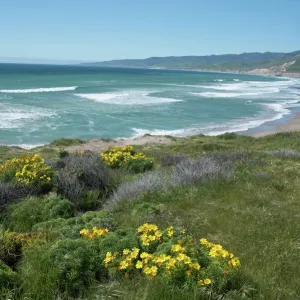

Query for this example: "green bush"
[32,210,116,241]
[123,157,154,173]
[6,193,75,232]
[78,190,105,211]
[218,132,237,140]
[20,227,138,299]
[50,138,85,147]
[58,149,70,158]
[0,230,45,268]
[0,260,18,289]
[19,239,103,299]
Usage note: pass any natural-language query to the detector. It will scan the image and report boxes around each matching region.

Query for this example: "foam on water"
[0,86,78,93]
[0,103,55,129]
[131,97,300,138]
[3,143,46,149]
[74,90,183,105]
[190,92,263,98]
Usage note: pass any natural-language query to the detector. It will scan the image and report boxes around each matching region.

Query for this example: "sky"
[0,0,299,62]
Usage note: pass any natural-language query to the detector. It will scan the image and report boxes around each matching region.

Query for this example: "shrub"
[173,157,233,186]
[99,223,241,291]
[267,149,300,158]
[101,145,153,172]
[50,138,85,147]
[108,171,170,209]
[123,157,154,173]
[20,227,138,299]
[218,132,237,140]
[108,154,237,209]
[6,193,75,232]
[79,190,105,211]
[0,154,53,188]
[0,230,45,268]
[20,238,104,299]
[57,153,109,206]
[32,210,116,240]
[205,151,254,165]
[160,153,187,167]
[58,149,69,158]
[61,153,108,190]
[0,181,39,209]
[58,169,84,205]
[0,260,18,289]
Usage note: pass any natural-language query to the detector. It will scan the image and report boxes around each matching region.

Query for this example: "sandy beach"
[250,112,300,137]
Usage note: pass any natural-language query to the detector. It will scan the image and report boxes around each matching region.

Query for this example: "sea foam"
[0,103,55,129]
[0,86,78,93]
[74,90,183,105]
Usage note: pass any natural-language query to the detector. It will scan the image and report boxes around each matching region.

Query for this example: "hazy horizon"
[1,48,300,65]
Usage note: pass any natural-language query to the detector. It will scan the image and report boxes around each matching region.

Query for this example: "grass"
[2,132,300,299]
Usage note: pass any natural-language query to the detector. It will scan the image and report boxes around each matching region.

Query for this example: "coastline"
[246,111,300,137]
[1,67,299,150]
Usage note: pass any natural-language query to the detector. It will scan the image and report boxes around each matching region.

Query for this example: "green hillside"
[1,132,300,299]
[85,50,300,71]
[287,58,300,72]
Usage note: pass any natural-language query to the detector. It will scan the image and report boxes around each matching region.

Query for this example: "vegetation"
[50,138,85,147]
[287,58,300,72]
[0,134,300,299]
[86,50,300,71]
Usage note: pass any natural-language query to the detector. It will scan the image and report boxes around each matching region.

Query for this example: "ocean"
[0,63,299,148]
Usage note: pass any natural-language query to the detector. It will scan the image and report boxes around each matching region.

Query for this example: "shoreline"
[247,111,300,137]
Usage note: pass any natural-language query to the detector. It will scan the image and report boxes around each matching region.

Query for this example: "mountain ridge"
[83,50,300,77]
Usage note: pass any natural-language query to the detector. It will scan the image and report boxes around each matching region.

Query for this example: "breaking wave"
[0,86,78,94]
[74,90,183,105]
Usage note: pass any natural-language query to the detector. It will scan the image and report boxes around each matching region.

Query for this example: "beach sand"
[62,135,174,152]
[251,112,300,137]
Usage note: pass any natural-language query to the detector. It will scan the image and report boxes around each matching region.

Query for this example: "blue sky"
[1,0,299,62]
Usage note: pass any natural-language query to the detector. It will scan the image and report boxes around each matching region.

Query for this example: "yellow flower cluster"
[100,145,151,168]
[103,224,217,285]
[0,154,52,185]
[199,279,212,286]
[138,223,162,246]
[200,238,241,270]
[80,227,109,240]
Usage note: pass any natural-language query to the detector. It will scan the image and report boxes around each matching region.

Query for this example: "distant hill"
[84,50,300,74]
[287,58,300,73]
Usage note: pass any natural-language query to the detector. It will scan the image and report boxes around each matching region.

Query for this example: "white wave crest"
[190,92,262,98]
[3,143,46,149]
[74,90,183,105]
[0,86,78,94]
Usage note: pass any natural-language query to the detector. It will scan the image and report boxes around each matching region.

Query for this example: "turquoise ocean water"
[0,63,299,148]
